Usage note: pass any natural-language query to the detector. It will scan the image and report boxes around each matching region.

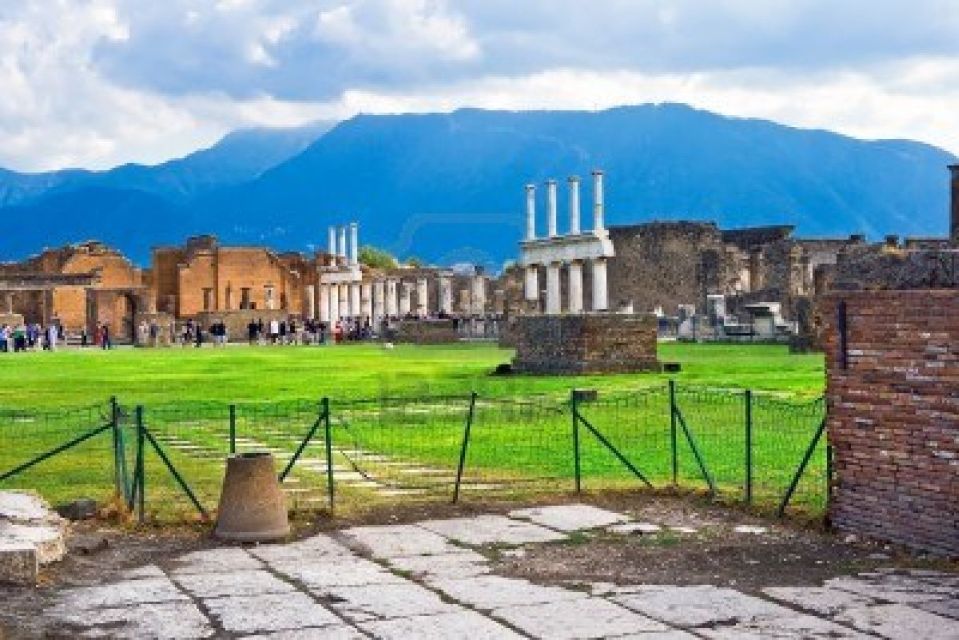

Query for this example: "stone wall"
[194,309,295,342]
[511,313,659,374]
[392,319,461,344]
[822,289,958,555]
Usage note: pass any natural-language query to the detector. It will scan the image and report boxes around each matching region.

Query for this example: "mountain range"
[2,104,954,270]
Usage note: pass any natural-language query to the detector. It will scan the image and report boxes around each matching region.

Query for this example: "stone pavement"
[38,504,959,639]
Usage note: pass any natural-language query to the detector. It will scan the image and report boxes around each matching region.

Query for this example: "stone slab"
[342,524,465,558]
[360,610,523,639]
[613,585,791,628]
[387,551,491,579]
[175,568,295,599]
[698,614,872,639]
[203,591,341,635]
[54,576,188,610]
[246,626,368,639]
[918,598,959,620]
[167,547,262,574]
[250,534,352,563]
[0,491,58,522]
[48,601,213,639]
[419,514,565,546]
[428,575,586,610]
[762,586,876,616]
[0,523,66,564]
[508,504,630,532]
[493,597,670,638]
[0,543,37,585]
[836,603,959,639]
[826,575,950,604]
[316,582,459,621]
[272,557,402,588]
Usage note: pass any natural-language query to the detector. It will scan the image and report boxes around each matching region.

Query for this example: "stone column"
[592,169,605,231]
[546,179,558,237]
[361,282,373,320]
[349,282,361,317]
[438,275,453,314]
[349,222,359,266]
[471,276,487,315]
[338,226,347,259]
[386,279,398,317]
[591,258,608,312]
[568,175,581,235]
[329,285,340,321]
[525,183,536,240]
[338,284,349,318]
[416,277,429,317]
[525,265,539,301]
[305,285,316,320]
[568,260,584,313]
[399,282,412,316]
[546,262,562,314]
[318,284,330,322]
[373,280,386,322]
[328,226,337,257]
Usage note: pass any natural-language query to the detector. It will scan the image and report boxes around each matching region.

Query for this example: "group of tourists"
[0,322,63,353]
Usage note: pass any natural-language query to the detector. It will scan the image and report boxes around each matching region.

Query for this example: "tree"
[358,245,398,269]
[404,256,425,268]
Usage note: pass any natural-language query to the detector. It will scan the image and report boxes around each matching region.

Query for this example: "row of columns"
[315,275,470,322]
[527,258,608,314]
[526,170,605,241]
[328,223,360,266]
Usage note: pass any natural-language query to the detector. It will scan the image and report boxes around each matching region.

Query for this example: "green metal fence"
[0,382,828,523]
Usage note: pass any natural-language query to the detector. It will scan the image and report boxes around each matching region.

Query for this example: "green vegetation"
[358,245,398,269]
[0,342,823,409]
[0,343,827,521]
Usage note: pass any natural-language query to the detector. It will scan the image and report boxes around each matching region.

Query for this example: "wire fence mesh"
[0,382,829,522]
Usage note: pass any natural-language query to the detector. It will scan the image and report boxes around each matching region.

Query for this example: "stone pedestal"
[511,313,660,374]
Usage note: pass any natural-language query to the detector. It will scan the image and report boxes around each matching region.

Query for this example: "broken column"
[546,179,558,237]
[568,175,581,235]
[328,226,337,259]
[525,265,539,302]
[525,183,536,240]
[591,258,608,311]
[592,169,605,231]
[438,275,453,315]
[338,226,347,259]
[318,284,330,322]
[568,260,583,313]
[416,277,429,317]
[546,262,561,314]
[399,282,412,316]
[349,222,359,266]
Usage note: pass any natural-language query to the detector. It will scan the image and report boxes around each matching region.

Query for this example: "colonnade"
[523,171,611,314]
[316,274,465,323]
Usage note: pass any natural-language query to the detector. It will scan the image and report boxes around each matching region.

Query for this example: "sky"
[3,0,959,172]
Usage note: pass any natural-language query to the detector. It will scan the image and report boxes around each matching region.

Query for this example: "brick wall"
[822,289,959,555]
[511,313,659,374]
[393,319,461,344]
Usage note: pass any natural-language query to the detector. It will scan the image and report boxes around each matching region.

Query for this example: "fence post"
[110,396,120,496]
[229,404,236,455]
[572,390,582,493]
[744,389,753,505]
[323,398,334,511]
[452,392,478,504]
[825,443,834,504]
[136,405,145,524]
[669,380,678,486]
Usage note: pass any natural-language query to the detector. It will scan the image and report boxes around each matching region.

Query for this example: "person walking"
[46,323,58,351]
[101,324,111,350]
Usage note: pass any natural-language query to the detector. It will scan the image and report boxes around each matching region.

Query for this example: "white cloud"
[2,0,959,171]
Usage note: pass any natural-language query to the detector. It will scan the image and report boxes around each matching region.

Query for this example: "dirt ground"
[1,490,956,638]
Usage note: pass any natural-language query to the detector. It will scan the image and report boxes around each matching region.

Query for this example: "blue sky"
[3,0,959,171]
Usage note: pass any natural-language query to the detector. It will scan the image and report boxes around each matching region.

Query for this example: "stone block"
[511,313,659,374]
[0,543,37,586]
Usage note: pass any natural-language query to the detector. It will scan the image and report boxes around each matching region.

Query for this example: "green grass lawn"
[0,342,827,520]
[0,342,824,409]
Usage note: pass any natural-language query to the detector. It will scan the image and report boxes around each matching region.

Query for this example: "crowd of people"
[0,322,63,352]
[2,311,496,352]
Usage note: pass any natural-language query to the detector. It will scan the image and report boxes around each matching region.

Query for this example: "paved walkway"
[41,505,959,639]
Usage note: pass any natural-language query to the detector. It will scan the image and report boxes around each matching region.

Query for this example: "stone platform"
[0,492,68,585]
[511,313,659,374]
[24,503,959,638]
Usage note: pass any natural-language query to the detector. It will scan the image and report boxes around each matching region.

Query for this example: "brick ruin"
[0,229,500,343]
